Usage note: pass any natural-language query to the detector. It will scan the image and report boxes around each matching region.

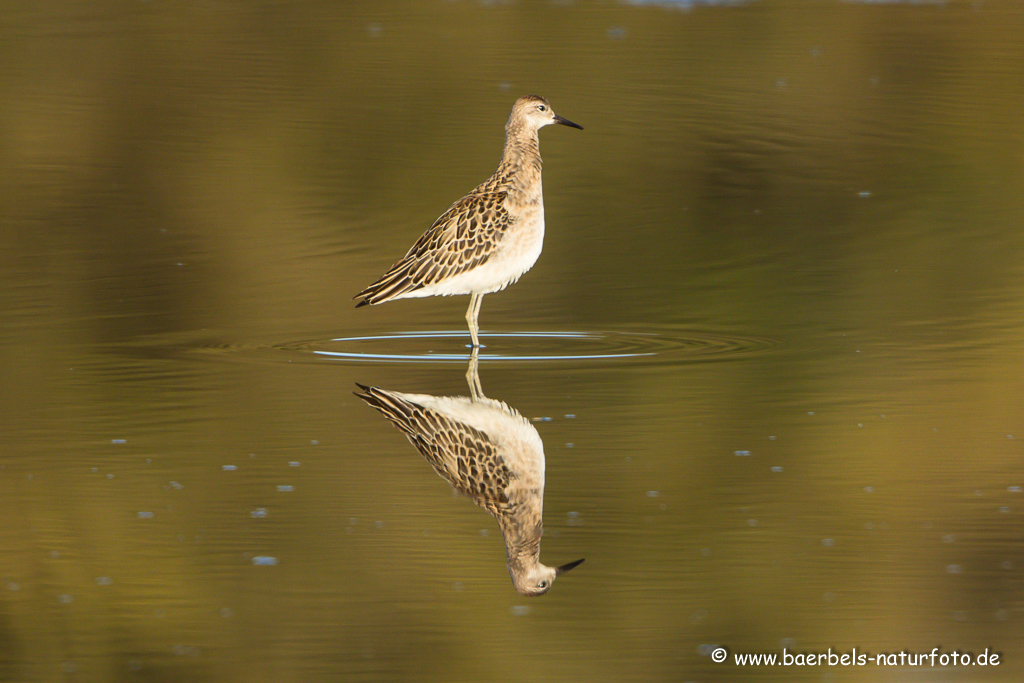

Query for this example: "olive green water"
[2,1,1023,681]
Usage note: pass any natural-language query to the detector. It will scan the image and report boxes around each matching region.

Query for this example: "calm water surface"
[2,1,1023,681]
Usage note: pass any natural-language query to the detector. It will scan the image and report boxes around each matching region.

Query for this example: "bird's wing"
[354,385,514,515]
[354,191,510,305]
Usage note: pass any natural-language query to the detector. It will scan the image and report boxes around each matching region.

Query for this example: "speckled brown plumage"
[354,96,582,348]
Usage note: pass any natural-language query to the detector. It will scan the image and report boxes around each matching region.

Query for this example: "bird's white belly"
[407,209,545,298]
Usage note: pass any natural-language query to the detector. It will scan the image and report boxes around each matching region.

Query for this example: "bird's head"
[508,95,583,134]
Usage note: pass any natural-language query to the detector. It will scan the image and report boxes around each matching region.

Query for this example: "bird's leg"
[465,292,484,348]
[466,346,484,402]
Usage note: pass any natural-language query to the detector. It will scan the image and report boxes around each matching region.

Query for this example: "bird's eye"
[538,105,547,112]
[538,580,548,589]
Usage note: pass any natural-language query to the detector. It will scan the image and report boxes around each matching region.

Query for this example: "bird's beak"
[555,558,585,575]
[554,114,583,130]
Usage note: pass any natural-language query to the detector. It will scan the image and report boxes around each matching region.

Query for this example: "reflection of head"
[510,558,585,597]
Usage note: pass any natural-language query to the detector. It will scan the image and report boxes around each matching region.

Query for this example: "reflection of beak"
[555,558,585,575]
[554,114,584,130]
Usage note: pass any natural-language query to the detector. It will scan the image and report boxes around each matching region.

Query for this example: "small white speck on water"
[252,556,278,566]
[289,461,301,467]
[510,605,531,617]
[768,435,776,441]
[565,443,574,448]
[821,538,835,547]
[7,583,21,591]
[105,473,114,479]
[222,465,237,471]
[1001,560,1013,570]
[137,511,154,519]
[221,607,234,618]
[858,190,872,198]
[823,592,835,603]
[57,594,73,604]
[50,550,60,559]
[277,485,294,492]
[310,440,319,445]
[946,564,963,574]
[999,506,1011,514]
[564,414,576,419]
[478,529,489,537]
[807,411,815,416]
[863,486,874,493]
[172,644,201,657]
[111,439,126,444]
[1009,486,1021,493]
[607,26,628,40]
[250,508,268,518]
[747,519,758,527]
[942,534,956,544]
[367,23,382,37]
[168,481,183,490]
[646,491,660,498]
[734,450,751,456]
[96,576,113,586]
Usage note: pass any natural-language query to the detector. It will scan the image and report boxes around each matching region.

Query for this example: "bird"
[354,357,584,595]
[354,95,583,348]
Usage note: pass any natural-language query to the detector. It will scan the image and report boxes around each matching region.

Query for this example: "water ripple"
[298,329,773,366]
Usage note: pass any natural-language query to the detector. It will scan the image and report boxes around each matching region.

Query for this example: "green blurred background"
[2,1,1023,681]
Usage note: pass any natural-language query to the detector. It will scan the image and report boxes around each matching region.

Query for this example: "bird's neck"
[496,126,543,195]
[501,517,542,566]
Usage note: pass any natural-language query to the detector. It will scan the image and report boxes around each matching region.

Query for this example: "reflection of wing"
[354,384,515,515]
[353,192,510,305]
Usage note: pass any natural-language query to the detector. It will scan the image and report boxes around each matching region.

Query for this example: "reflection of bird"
[355,367,583,595]
[354,96,583,348]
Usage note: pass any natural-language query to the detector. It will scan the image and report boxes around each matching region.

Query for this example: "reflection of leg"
[465,292,484,348]
[466,346,483,402]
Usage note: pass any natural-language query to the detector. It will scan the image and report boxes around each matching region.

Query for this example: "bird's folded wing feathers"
[354,191,510,304]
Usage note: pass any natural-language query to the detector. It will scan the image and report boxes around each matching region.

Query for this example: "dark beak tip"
[556,558,586,575]
[554,115,584,131]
